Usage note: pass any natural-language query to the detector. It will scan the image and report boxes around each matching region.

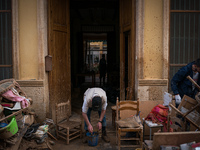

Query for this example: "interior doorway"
[78,33,108,87]
[70,0,120,106]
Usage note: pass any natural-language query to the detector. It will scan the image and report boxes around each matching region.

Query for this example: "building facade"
[1,0,199,121]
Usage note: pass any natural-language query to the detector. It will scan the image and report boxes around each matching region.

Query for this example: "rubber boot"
[102,130,110,143]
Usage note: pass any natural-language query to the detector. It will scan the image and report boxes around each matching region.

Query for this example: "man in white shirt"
[82,87,110,143]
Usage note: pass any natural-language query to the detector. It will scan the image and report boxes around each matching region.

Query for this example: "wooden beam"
[153,131,200,149]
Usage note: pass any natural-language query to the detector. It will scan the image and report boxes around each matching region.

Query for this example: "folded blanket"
[2,88,29,109]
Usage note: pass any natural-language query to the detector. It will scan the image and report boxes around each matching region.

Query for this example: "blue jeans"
[84,107,107,131]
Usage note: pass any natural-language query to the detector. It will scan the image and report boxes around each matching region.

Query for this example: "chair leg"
[140,131,143,148]
[116,125,118,144]
[136,132,139,145]
[67,128,69,144]
[118,128,121,150]
[56,126,59,139]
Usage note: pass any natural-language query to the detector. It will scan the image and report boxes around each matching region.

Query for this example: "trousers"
[84,107,107,130]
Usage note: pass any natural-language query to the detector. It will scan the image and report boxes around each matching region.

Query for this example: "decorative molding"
[16,80,44,87]
[139,79,168,86]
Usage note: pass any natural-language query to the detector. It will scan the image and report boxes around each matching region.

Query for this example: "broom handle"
[187,76,200,91]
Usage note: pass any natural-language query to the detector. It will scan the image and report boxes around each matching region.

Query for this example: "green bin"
[0,116,18,139]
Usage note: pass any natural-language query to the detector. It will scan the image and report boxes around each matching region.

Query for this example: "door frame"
[119,0,136,100]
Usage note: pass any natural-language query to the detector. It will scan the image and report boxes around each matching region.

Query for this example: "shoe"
[102,131,110,143]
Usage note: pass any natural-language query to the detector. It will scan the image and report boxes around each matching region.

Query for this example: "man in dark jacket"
[171,58,200,107]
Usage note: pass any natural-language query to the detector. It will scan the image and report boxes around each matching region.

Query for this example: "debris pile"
[0,79,56,150]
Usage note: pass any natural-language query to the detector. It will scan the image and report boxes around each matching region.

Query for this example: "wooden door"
[119,0,136,100]
[48,0,71,121]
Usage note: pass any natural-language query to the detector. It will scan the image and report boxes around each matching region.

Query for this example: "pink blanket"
[2,90,29,108]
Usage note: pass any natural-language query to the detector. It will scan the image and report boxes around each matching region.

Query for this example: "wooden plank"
[0,108,28,122]
[153,131,200,149]
[187,76,200,91]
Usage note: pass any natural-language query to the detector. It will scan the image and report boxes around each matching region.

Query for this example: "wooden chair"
[115,97,143,150]
[55,101,82,144]
[111,87,133,129]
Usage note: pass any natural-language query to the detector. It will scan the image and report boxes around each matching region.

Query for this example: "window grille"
[170,0,200,90]
[0,0,12,80]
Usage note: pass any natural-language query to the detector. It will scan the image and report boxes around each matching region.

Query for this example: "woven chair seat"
[58,120,81,130]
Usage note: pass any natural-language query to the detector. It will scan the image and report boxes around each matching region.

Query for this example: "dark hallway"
[68,1,121,148]
[70,0,121,107]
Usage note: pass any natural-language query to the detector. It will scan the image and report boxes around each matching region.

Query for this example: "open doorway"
[70,0,120,107]
[78,33,108,87]
[47,0,136,126]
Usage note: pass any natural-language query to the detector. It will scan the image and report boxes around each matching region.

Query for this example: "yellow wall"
[143,0,163,79]
[19,0,38,80]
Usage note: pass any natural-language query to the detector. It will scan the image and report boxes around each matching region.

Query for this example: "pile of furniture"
[0,79,34,149]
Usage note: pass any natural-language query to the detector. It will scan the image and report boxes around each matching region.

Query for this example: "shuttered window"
[0,0,12,80]
[170,0,200,89]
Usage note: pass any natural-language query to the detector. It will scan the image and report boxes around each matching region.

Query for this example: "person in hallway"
[99,54,107,86]
[82,87,110,143]
[171,58,200,107]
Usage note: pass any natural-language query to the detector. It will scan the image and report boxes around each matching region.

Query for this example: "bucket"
[0,116,18,139]
[86,132,99,146]
[0,123,8,128]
